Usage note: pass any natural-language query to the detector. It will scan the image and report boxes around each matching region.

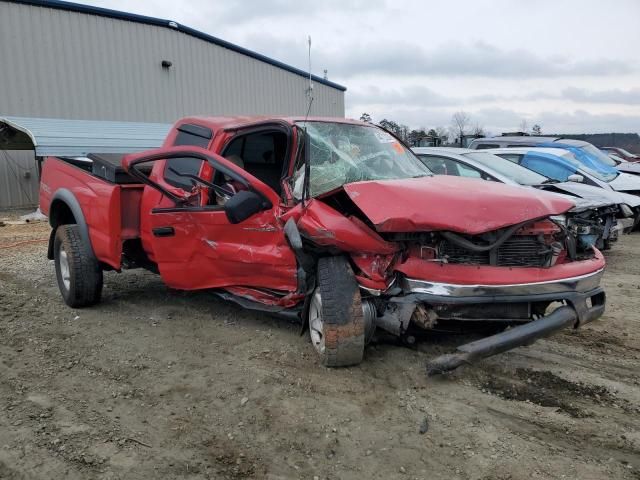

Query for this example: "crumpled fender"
[294,199,398,254]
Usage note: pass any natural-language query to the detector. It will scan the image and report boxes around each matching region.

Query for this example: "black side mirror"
[224,190,269,224]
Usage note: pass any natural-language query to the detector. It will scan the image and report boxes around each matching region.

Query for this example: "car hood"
[535,182,618,210]
[609,172,640,192]
[617,161,640,175]
[342,176,574,235]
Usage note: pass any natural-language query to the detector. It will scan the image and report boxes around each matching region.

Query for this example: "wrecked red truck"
[39,117,606,373]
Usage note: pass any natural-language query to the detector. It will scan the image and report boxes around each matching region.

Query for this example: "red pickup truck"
[39,116,606,373]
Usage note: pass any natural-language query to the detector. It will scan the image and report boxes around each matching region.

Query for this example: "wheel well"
[47,200,77,259]
[50,200,77,228]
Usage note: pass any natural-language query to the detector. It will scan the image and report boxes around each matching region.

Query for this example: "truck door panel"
[123,147,297,292]
[148,207,297,291]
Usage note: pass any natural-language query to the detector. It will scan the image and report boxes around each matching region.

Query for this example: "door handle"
[152,226,175,237]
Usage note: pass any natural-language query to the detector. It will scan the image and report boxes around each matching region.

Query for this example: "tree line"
[360,111,543,146]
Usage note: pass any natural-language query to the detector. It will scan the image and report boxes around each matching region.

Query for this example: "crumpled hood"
[609,172,640,192]
[342,176,574,235]
[536,182,618,211]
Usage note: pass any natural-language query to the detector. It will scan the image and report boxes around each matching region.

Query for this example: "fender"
[47,189,94,260]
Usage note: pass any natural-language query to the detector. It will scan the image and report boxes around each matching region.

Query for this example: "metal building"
[0,0,347,208]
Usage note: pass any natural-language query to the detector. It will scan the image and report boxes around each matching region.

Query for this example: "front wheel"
[54,224,103,308]
[308,256,365,367]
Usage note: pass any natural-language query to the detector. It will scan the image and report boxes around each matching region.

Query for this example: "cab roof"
[174,116,368,132]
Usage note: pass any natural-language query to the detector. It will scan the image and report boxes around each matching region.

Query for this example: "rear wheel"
[308,256,365,367]
[54,224,103,307]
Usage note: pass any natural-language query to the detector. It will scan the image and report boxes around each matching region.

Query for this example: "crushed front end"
[352,216,606,373]
[563,205,626,251]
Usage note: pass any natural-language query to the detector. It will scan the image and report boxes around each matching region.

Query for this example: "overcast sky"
[85,0,640,134]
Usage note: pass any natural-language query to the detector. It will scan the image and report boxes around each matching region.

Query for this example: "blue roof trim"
[8,0,347,92]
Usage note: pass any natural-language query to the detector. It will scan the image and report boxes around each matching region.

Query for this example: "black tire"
[308,256,365,367]
[54,224,103,308]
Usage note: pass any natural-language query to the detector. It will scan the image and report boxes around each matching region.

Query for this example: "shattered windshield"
[293,122,431,198]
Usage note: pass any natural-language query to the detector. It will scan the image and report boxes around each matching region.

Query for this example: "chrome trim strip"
[402,268,604,297]
[359,276,397,297]
[360,285,382,296]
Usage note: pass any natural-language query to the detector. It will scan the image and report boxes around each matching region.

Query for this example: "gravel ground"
[0,217,639,480]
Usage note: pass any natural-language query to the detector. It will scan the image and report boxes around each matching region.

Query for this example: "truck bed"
[55,154,151,184]
[40,155,146,270]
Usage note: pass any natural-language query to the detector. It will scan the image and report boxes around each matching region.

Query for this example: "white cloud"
[80,0,640,133]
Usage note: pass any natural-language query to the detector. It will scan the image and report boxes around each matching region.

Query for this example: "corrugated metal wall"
[0,2,345,122]
[0,151,39,209]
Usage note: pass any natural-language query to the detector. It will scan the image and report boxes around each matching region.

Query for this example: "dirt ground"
[0,215,638,480]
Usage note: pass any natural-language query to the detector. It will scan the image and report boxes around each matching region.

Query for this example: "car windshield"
[464,152,549,185]
[616,148,636,157]
[554,151,617,182]
[578,143,618,167]
[293,122,431,198]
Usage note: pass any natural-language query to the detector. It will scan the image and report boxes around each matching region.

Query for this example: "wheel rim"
[309,289,325,354]
[58,245,71,291]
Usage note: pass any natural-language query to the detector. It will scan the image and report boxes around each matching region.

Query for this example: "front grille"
[440,235,550,267]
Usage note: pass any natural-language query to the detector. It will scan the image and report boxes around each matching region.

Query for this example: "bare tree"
[451,111,470,146]
[472,122,485,136]
[519,119,529,134]
[435,126,448,139]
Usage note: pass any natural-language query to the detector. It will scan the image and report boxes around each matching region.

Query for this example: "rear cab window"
[164,124,213,189]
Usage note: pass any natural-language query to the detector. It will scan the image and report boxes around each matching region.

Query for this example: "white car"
[482,147,640,207]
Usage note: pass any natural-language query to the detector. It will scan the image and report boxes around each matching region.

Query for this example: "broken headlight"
[549,214,567,226]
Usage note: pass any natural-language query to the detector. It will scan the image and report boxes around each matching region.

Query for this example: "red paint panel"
[224,286,304,307]
[395,249,605,286]
[147,209,298,292]
[120,185,143,240]
[343,176,574,235]
[40,157,123,269]
[297,199,398,254]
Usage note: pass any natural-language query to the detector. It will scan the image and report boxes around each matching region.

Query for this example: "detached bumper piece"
[426,288,605,376]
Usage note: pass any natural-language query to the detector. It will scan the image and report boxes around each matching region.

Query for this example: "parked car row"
[413,147,637,252]
[41,117,608,375]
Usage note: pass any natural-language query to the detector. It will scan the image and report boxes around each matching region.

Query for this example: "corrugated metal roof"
[8,0,347,92]
[0,116,171,156]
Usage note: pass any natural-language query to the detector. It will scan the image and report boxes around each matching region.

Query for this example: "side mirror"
[224,190,269,224]
[567,174,584,183]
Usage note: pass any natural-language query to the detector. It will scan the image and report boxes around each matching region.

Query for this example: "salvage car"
[470,136,640,178]
[39,117,606,373]
[483,147,640,214]
[600,146,640,163]
[412,147,633,249]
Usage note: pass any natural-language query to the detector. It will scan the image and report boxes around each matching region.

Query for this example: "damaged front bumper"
[367,266,606,374]
[425,295,604,376]
[401,268,603,300]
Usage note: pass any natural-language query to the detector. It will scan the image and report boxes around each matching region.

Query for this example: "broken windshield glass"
[293,122,431,198]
